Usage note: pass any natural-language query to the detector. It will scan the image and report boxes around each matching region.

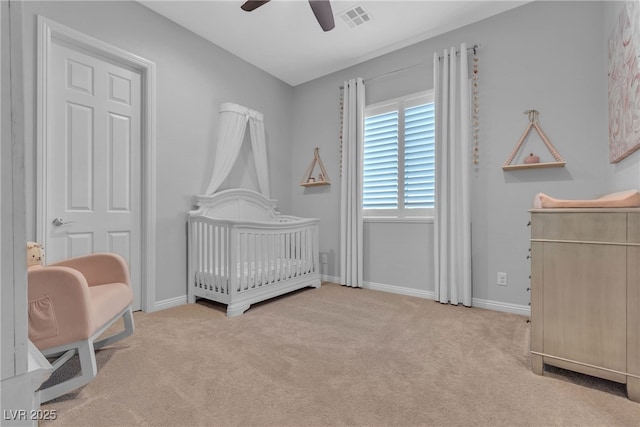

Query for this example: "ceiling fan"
[241,0,336,32]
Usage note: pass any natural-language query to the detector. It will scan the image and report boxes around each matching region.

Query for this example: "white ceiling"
[139,0,530,86]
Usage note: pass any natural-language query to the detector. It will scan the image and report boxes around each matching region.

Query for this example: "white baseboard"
[322,275,530,317]
[362,280,436,300]
[320,274,341,284]
[151,295,187,312]
[471,298,531,317]
[323,275,436,300]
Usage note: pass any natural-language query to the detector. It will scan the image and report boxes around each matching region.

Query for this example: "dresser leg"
[531,353,543,375]
[627,377,639,403]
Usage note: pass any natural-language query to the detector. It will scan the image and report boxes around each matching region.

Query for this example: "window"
[363,91,435,218]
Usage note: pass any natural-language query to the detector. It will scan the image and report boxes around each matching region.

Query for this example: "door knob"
[52,217,73,226]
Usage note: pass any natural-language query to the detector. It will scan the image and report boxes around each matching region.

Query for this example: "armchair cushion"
[88,282,133,333]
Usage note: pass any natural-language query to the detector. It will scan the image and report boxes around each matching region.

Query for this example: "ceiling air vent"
[339,5,371,29]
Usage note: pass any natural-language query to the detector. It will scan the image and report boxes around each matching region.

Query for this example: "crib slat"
[218,225,222,293]
[265,233,270,284]
[302,228,308,273]
[191,221,197,292]
[249,233,254,289]
[215,224,220,291]
[253,233,257,288]
[302,229,307,273]
[230,226,238,296]
[225,225,230,294]
[208,224,212,292]
[267,234,272,284]
[287,231,292,278]
[223,225,229,294]
[197,221,203,289]
[298,228,303,275]
[258,233,262,287]
[205,223,209,292]
[244,232,249,291]
[250,232,255,289]
[239,232,245,292]
[307,228,312,273]
[218,225,224,293]
[220,225,225,293]
[210,222,215,292]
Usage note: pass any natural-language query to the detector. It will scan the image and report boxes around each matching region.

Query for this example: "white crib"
[187,189,321,316]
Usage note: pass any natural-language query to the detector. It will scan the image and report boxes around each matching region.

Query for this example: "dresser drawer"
[531,212,627,243]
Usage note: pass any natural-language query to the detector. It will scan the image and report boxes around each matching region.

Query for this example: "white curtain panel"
[205,103,269,196]
[340,78,365,288]
[433,44,472,306]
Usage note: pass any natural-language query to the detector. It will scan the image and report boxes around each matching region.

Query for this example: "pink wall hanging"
[608,1,640,163]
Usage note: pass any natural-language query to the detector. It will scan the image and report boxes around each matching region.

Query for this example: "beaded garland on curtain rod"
[472,48,480,166]
[339,90,344,177]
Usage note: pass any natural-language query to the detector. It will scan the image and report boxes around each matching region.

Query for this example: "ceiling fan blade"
[308,0,335,32]
[241,1,270,12]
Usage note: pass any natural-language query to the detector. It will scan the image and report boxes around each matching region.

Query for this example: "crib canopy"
[204,103,270,197]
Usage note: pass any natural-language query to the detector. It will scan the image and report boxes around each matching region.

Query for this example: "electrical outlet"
[321,253,328,264]
[497,272,507,286]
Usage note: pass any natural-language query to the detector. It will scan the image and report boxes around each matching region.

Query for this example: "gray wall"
[18,1,294,304]
[290,1,637,308]
[14,1,638,310]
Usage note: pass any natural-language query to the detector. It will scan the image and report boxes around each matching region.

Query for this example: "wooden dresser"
[530,208,639,402]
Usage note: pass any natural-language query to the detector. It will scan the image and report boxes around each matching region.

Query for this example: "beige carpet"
[41,283,639,426]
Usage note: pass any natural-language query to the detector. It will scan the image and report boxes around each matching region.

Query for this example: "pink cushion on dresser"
[534,190,640,209]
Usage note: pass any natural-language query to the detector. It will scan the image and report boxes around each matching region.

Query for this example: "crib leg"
[187,284,196,304]
[227,302,251,317]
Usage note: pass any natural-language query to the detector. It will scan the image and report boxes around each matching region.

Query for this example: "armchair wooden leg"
[38,306,134,403]
[40,340,97,403]
[49,349,75,370]
[94,307,135,350]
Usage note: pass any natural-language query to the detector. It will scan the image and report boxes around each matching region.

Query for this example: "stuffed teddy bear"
[26,241,44,268]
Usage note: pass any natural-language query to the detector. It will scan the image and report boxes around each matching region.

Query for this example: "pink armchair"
[28,253,135,403]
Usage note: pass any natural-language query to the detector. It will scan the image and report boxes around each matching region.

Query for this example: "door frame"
[36,16,156,312]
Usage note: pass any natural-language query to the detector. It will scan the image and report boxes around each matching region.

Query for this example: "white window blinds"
[363,91,435,217]
[363,110,398,209]
[404,102,435,209]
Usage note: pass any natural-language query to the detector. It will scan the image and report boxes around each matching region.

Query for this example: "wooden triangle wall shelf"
[502,110,566,171]
[301,147,331,187]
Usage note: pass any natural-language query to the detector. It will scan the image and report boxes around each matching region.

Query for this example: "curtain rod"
[339,43,481,90]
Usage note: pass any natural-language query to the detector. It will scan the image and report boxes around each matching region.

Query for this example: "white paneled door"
[46,40,142,310]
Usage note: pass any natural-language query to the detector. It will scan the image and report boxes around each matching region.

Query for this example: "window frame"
[363,90,435,220]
